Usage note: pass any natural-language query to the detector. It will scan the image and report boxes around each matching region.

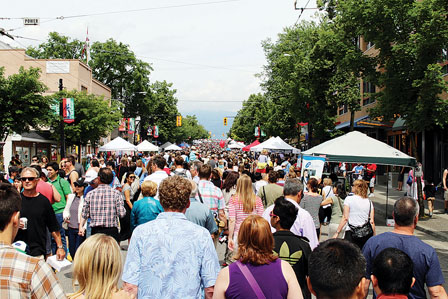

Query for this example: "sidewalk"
[371,183,448,242]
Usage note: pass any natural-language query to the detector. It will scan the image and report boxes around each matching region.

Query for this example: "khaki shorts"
[444,190,448,201]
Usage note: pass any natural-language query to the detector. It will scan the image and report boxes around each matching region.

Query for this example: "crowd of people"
[0,146,446,298]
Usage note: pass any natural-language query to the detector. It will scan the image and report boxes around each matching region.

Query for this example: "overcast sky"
[1,0,317,139]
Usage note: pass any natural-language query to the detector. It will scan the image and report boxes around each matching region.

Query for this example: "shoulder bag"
[235,260,266,299]
[348,200,373,240]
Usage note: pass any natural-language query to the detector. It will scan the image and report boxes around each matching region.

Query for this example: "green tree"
[230,93,271,143]
[325,0,448,142]
[0,67,49,142]
[26,33,153,119]
[260,19,366,143]
[25,32,84,60]
[172,115,209,143]
[47,90,122,147]
[140,81,180,143]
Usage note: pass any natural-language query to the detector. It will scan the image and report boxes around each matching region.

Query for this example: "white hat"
[84,169,98,183]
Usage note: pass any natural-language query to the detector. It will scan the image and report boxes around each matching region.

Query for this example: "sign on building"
[46,61,70,74]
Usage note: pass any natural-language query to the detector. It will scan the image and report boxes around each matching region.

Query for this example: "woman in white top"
[333,179,375,249]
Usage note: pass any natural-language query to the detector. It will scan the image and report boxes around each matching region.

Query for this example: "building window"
[81,85,88,92]
[366,41,374,50]
[442,49,447,62]
[363,97,376,106]
[338,104,348,115]
[363,81,375,94]
[443,64,448,75]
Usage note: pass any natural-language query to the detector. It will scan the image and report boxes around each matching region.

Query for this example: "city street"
[56,181,448,296]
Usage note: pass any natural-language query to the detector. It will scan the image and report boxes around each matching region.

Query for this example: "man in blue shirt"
[363,197,446,299]
[185,179,218,235]
[122,175,220,299]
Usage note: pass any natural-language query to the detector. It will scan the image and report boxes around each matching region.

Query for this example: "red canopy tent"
[242,140,260,152]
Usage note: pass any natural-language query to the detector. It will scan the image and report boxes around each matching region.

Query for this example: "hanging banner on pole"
[301,155,326,180]
[119,118,126,131]
[128,118,135,134]
[62,98,75,124]
[147,126,153,136]
[153,126,159,138]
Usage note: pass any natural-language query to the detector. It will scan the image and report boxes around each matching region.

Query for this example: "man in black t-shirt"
[14,167,65,259]
[271,196,312,299]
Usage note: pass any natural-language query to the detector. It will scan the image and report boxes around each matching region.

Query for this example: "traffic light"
[223,117,228,126]
[176,115,182,127]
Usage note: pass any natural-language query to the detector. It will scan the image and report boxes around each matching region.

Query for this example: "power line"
[5,0,242,32]
[294,0,313,26]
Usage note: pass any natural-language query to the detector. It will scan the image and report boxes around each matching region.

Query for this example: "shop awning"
[392,117,406,131]
[335,115,369,130]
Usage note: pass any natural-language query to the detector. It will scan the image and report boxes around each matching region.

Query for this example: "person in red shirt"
[365,164,377,197]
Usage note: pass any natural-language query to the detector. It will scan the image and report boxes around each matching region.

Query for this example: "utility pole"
[59,79,65,158]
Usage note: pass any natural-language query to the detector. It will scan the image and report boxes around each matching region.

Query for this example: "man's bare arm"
[428,285,448,299]
[204,286,214,299]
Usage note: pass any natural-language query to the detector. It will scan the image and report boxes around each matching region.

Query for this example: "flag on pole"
[119,118,126,131]
[81,27,90,64]
[153,126,159,138]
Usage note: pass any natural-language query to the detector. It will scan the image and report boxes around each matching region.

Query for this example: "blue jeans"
[67,227,85,259]
[51,213,67,254]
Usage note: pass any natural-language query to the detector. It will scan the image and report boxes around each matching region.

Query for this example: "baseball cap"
[84,170,98,183]
[74,178,87,187]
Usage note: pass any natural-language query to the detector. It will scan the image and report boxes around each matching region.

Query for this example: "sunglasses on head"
[21,177,37,182]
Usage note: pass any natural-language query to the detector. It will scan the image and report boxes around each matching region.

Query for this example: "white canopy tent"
[228,143,244,149]
[165,144,182,151]
[302,131,416,167]
[251,136,300,153]
[136,140,159,152]
[99,137,137,152]
[160,142,173,149]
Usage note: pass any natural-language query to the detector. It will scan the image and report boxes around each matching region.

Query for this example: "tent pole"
[386,170,389,222]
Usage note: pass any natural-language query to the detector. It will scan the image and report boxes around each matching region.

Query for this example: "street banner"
[301,155,326,180]
[254,126,260,137]
[153,126,159,138]
[147,126,153,136]
[50,100,59,115]
[128,118,135,134]
[62,98,75,124]
[119,118,126,131]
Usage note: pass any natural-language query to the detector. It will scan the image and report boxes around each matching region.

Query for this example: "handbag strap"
[235,261,266,299]
[262,186,267,206]
[197,189,204,204]
[336,195,343,214]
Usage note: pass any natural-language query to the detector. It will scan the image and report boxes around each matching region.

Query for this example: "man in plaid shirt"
[0,183,66,298]
[79,168,126,243]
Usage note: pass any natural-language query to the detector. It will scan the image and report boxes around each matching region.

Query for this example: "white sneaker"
[369,193,375,197]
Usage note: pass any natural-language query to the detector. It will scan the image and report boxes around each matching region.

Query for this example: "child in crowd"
[423,178,436,217]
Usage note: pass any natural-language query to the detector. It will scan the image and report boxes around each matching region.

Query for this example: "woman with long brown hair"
[214,215,302,299]
[299,178,323,238]
[228,174,264,251]
[333,179,375,249]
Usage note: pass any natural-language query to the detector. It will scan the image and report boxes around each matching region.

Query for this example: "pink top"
[228,195,264,235]
[36,180,54,204]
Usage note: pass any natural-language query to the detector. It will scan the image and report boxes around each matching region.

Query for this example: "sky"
[1,0,317,140]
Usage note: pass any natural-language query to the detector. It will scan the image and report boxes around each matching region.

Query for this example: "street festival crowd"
[0,141,447,299]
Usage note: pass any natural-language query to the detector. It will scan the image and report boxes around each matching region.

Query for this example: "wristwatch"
[57,245,64,249]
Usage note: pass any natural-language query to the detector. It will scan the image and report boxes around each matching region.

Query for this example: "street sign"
[23,18,40,26]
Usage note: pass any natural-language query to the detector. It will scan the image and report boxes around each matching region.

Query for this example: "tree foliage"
[255,18,366,144]
[324,0,448,133]
[47,90,122,146]
[172,115,209,143]
[0,67,49,141]
[230,93,271,143]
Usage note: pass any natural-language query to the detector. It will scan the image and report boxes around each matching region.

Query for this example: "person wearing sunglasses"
[14,167,66,261]
[30,156,40,165]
